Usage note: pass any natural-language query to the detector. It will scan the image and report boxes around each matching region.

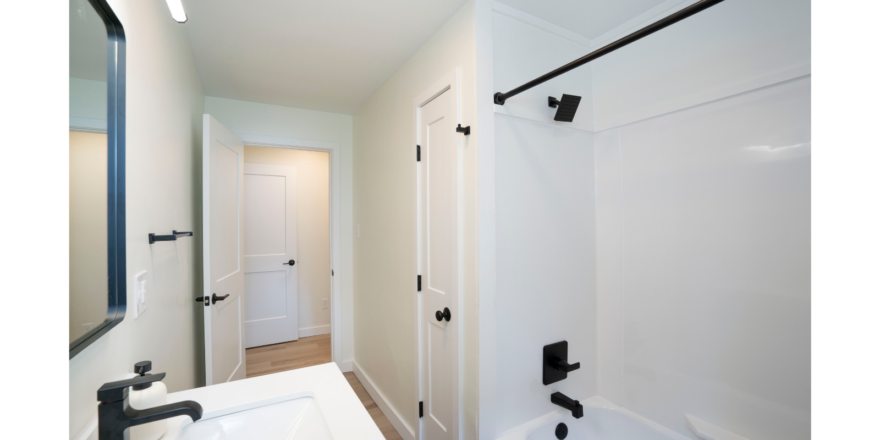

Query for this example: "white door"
[202,115,246,385]
[418,90,459,440]
[243,163,298,348]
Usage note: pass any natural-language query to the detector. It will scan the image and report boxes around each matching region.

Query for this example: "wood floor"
[343,371,404,440]
[245,334,403,440]
[246,333,332,377]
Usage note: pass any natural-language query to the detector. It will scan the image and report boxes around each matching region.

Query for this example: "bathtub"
[497,397,689,440]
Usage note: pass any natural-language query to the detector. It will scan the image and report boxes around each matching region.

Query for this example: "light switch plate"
[134,271,148,318]
[322,298,329,310]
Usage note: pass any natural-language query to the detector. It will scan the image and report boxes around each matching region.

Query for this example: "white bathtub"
[497,397,689,440]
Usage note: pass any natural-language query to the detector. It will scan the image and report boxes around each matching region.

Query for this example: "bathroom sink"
[170,396,332,440]
[77,364,383,440]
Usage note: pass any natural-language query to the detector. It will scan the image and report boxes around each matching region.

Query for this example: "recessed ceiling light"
[165,0,187,23]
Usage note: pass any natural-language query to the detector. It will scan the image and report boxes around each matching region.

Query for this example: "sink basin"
[173,397,332,440]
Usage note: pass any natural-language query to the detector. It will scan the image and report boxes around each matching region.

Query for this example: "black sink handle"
[98,373,167,402]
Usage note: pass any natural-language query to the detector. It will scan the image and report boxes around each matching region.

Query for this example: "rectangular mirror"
[69,0,126,358]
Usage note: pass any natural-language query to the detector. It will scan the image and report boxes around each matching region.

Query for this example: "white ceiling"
[180,0,665,115]
[181,0,469,115]
[494,0,666,40]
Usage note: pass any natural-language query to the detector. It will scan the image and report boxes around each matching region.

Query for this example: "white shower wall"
[490,3,598,436]
[495,116,597,435]
[487,0,810,439]
[594,77,811,440]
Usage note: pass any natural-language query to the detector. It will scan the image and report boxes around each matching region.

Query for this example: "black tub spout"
[551,392,584,419]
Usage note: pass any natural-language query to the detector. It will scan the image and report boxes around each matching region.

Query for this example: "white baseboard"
[298,325,330,338]
[352,361,416,440]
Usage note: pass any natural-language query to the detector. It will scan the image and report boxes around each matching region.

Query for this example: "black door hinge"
[332,270,334,276]
[419,401,423,418]
[417,275,422,292]
[417,145,421,162]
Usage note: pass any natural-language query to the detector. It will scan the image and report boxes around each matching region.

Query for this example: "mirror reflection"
[69,0,109,344]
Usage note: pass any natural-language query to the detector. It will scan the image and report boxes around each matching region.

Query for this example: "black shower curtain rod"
[493,0,726,105]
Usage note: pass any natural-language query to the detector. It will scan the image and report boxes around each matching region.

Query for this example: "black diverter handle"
[552,358,581,373]
[543,341,581,385]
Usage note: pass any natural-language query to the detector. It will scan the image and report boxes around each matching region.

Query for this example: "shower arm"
[493,0,726,105]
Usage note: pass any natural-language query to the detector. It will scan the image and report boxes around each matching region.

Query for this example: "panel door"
[202,115,246,385]
[418,90,459,440]
[243,163,298,348]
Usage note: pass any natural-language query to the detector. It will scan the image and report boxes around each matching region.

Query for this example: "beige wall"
[68,0,205,436]
[244,146,331,334]
[352,1,480,437]
[69,131,108,342]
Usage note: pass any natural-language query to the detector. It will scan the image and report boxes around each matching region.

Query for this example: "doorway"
[242,145,333,377]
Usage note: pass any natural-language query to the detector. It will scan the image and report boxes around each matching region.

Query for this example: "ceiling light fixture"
[165,0,187,23]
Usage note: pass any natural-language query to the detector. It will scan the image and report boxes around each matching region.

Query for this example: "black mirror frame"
[70,0,126,359]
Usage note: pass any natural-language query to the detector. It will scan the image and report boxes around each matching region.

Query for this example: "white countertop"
[75,362,384,440]
[164,363,383,439]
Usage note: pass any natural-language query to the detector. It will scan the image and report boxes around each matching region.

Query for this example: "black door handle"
[434,307,451,322]
[283,259,296,266]
[212,293,230,305]
[195,296,209,307]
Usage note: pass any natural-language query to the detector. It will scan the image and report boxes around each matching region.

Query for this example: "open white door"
[243,163,298,348]
[418,89,459,440]
[202,115,246,385]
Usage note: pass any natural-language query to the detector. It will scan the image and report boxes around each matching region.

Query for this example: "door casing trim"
[235,133,345,371]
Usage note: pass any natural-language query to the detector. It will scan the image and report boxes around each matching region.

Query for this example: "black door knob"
[283,259,296,266]
[435,307,451,322]
[212,293,230,305]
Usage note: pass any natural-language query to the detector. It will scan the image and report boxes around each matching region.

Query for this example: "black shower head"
[548,94,582,122]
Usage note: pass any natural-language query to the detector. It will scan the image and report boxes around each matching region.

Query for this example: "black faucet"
[97,372,203,440]
[551,392,584,419]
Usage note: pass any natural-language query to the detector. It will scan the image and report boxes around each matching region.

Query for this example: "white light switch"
[322,298,329,310]
[134,271,148,318]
